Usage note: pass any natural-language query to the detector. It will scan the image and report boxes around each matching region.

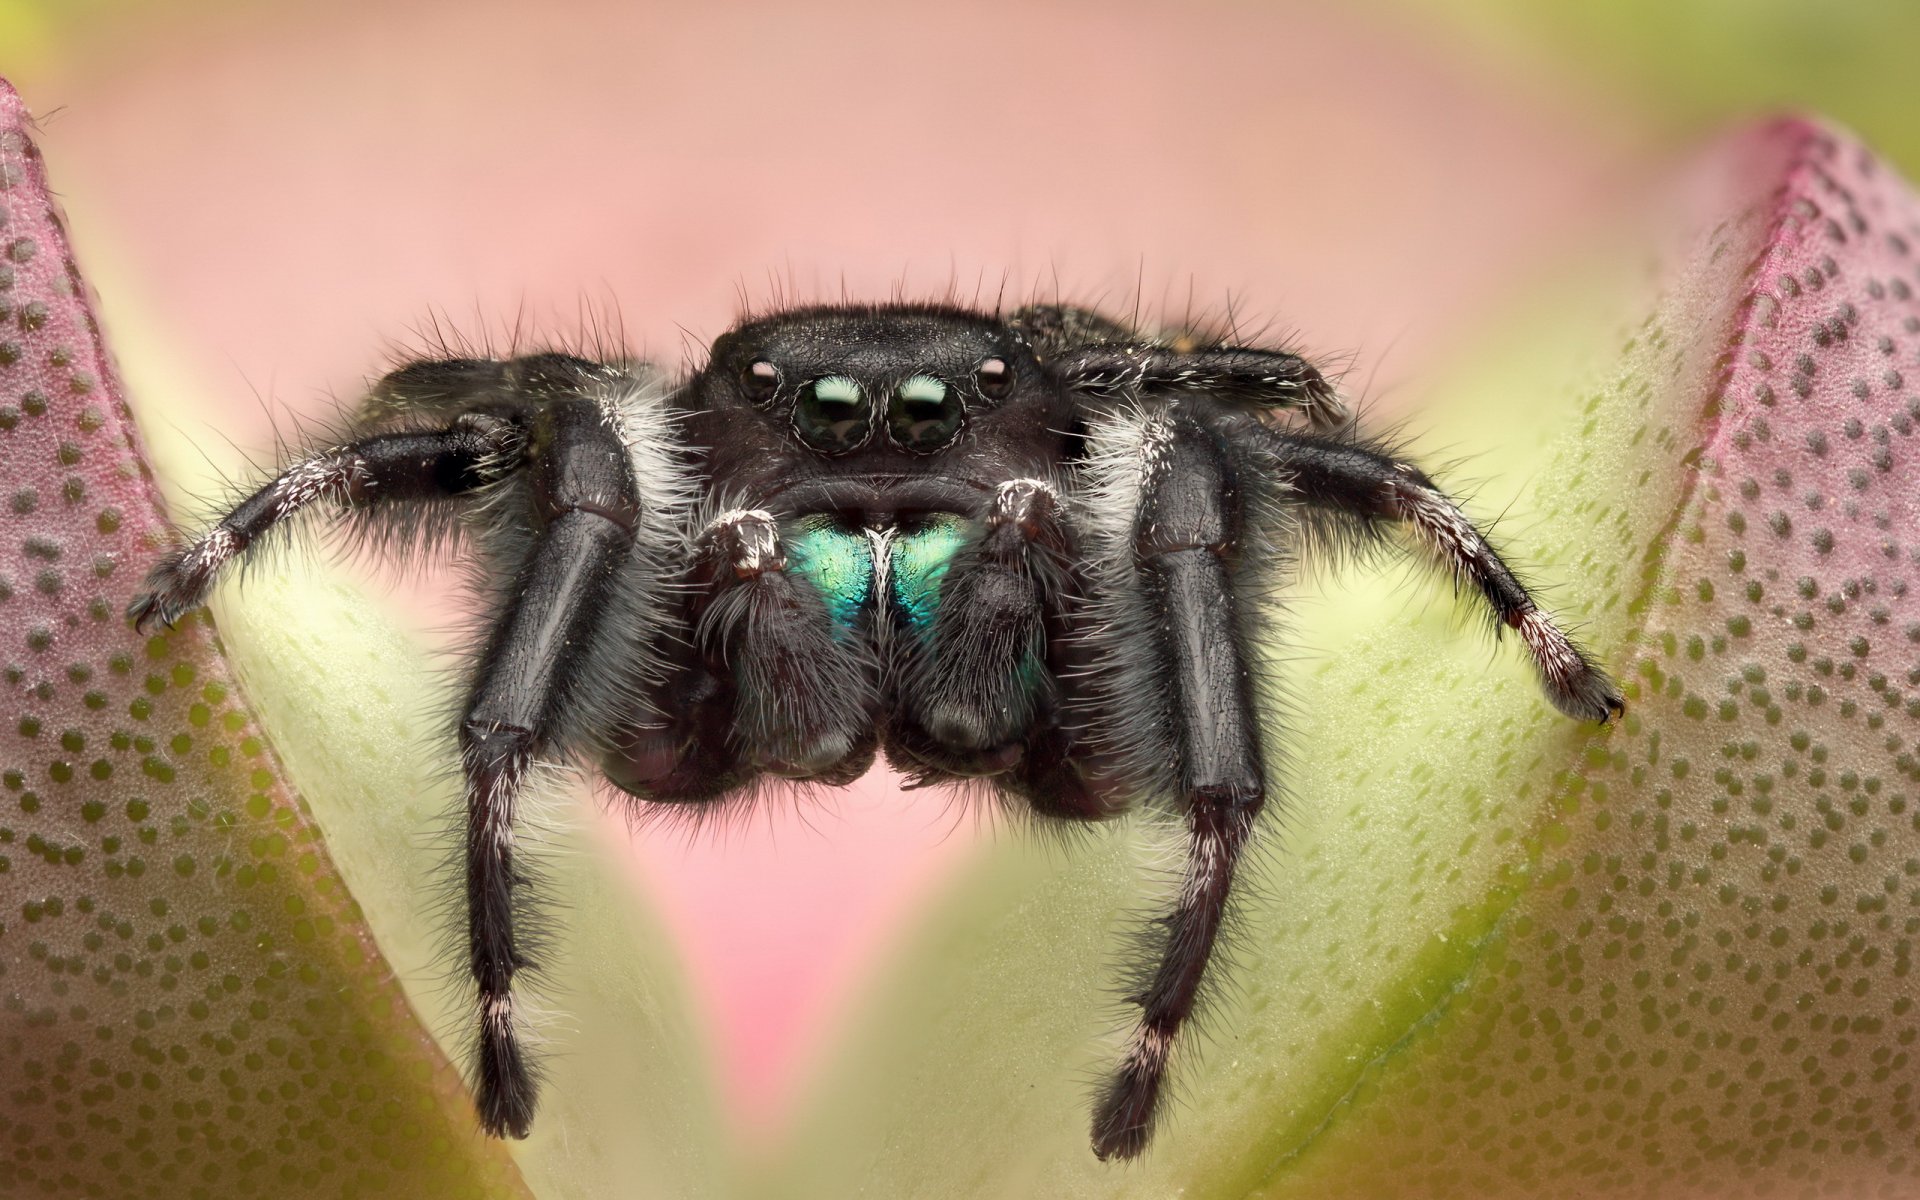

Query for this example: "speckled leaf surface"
[1262,117,1920,1200]
[770,120,1919,1198]
[0,80,531,1200]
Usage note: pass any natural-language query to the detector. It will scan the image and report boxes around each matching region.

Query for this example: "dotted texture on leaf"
[1268,119,1920,1199]
[0,80,529,1200]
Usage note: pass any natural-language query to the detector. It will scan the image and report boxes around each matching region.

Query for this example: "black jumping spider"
[128,302,1623,1161]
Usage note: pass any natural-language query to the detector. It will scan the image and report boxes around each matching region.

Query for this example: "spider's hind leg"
[126,410,524,629]
[1009,303,1351,433]
[125,351,639,631]
[1226,417,1625,723]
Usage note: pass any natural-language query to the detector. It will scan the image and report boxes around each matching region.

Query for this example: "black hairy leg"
[460,386,645,1137]
[127,349,663,1138]
[125,413,523,630]
[1229,419,1626,723]
[1011,303,1353,433]
[1090,413,1267,1162]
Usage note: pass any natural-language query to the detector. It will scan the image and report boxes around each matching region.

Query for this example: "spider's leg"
[1242,422,1625,723]
[695,509,880,779]
[126,412,523,630]
[459,392,641,1137]
[894,478,1068,771]
[1091,413,1268,1161]
[1053,342,1351,433]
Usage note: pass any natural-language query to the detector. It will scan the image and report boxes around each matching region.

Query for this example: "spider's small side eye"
[740,359,782,404]
[793,375,872,453]
[975,356,1013,400]
[887,374,964,453]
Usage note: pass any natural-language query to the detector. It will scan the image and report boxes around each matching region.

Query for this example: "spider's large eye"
[793,375,872,453]
[974,356,1014,400]
[887,375,964,453]
[740,359,781,404]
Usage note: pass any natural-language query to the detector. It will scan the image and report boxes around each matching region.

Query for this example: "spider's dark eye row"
[975,357,1013,400]
[741,359,782,404]
[794,375,871,453]
[888,374,963,453]
[788,373,971,454]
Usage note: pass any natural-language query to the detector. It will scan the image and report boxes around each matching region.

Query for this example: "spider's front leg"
[460,384,648,1138]
[1090,412,1269,1161]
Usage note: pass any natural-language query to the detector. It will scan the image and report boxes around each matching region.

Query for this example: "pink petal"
[0,79,528,1199]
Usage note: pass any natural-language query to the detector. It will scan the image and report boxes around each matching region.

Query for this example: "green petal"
[775,119,1920,1197]
[203,570,730,1200]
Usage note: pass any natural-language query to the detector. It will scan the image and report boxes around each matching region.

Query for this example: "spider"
[127,301,1624,1161]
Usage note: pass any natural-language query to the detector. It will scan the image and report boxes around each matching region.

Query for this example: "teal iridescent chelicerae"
[783,514,876,629]
[781,513,976,637]
[888,515,972,635]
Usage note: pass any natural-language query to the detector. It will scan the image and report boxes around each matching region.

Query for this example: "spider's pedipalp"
[898,477,1065,759]
[692,509,880,780]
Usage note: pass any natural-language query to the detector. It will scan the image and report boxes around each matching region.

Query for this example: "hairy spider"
[127,301,1623,1161]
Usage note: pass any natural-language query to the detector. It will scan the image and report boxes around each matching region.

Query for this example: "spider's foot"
[1090,1039,1165,1162]
[1513,608,1626,724]
[474,1066,535,1141]
[1551,662,1628,726]
[125,561,206,632]
[125,589,181,633]
[126,534,235,632]
[475,992,536,1140]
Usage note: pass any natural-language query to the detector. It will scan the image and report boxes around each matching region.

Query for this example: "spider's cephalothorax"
[127,302,1623,1161]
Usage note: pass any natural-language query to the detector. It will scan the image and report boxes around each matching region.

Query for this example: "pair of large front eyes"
[740,358,1013,453]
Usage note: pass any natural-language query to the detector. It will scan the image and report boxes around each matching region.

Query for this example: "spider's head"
[696,305,1052,461]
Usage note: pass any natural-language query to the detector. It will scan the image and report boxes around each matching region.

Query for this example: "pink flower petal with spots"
[0,78,530,1200]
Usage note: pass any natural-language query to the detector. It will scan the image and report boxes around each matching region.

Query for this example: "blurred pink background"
[15,0,1650,1138]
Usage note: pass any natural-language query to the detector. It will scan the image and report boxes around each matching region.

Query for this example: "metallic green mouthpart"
[890,515,972,634]
[785,515,874,630]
